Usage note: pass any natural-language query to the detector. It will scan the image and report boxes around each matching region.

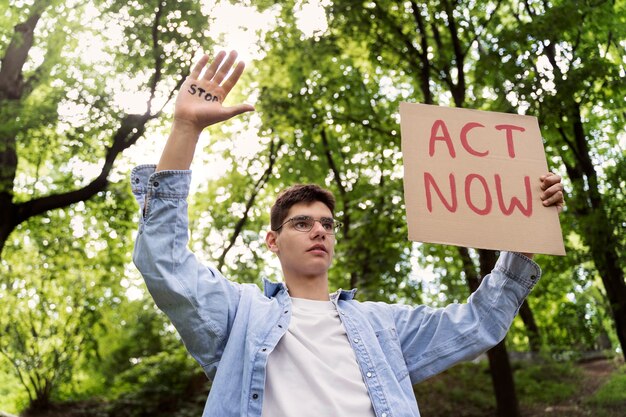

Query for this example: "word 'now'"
[424,173,533,217]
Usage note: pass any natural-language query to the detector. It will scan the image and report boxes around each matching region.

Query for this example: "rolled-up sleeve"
[393,251,541,384]
[131,165,241,376]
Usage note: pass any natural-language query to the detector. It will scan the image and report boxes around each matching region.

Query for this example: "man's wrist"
[171,118,203,141]
[155,119,204,172]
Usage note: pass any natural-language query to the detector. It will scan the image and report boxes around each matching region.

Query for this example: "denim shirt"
[131,165,541,417]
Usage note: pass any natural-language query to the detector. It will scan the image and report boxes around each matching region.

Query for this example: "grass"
[412,359,612,417]
[515,361,581,405]
[584,365,626,417]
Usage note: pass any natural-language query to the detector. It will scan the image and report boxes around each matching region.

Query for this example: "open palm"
[174,50,254,129]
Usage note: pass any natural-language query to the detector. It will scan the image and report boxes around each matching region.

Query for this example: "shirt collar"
[262,277,357,301]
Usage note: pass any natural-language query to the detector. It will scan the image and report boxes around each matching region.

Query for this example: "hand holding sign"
[540,173,565,212]
[400,103,565,256]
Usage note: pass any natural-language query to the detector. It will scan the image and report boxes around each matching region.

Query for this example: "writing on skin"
[424,119,533,217]
[188,83,220,102]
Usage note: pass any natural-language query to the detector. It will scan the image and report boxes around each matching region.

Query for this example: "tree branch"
[410,1,434,103]
[217,137,283,271]
[0,0,48,100]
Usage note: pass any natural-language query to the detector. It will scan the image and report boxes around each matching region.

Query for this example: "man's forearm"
[156,119,203,172]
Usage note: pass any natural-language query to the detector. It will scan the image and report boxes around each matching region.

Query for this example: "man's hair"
[270,184,336,231]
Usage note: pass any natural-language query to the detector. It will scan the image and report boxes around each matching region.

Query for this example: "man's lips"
[307,244,327,253]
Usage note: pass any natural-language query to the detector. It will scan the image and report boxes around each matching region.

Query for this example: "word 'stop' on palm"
[174,50,254,129]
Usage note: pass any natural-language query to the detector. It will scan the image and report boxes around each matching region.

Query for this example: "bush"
[104,347,206,417]
[515,361,582,404]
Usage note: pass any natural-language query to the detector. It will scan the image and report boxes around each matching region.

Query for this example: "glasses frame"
[274,215,343,234]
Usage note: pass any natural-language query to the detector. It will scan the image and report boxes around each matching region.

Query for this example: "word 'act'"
[429,120,526,159]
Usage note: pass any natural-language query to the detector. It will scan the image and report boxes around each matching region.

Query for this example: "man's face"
[266,201,336,280]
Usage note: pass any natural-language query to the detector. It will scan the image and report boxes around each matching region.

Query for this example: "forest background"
[0,0,625,416]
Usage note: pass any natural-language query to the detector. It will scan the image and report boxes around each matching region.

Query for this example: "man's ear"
[265,230,279,253]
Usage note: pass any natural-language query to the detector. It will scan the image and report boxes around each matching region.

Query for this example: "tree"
[325,1,531,414]
[0,0,220,411]
[0,181,135,411]
[478,0,626,360]
[0,0,213,256]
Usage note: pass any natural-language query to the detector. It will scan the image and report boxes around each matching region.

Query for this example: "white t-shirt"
[261,297,376,417]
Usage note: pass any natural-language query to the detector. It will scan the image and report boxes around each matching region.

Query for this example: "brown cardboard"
[399,102,565,256]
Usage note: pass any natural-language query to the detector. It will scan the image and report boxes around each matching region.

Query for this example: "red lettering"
[495,174,533,217]
[424,172,457,213]
[429,119,456,158]
[495,124,525,158]
[460,122,488,157]
[464,174,492,215]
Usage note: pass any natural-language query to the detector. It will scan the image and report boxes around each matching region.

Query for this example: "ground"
[414,357,625,417]
[3,357,625,417]
[521,359,624,417]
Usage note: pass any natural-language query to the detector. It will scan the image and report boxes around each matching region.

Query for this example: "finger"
[190,54,210,79]
[540,172,561,190]
[542,190,564,207]
[221,61,246,95]
[212,50,238,84]
[203,50,227,81]
[541,182,564,200]
[222,103,255,119]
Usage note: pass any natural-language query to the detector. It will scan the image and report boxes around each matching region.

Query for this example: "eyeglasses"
[274,215,343,234]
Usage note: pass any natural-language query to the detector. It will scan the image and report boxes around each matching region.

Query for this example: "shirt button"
[152,181,159,187]
[134,177,139,183]
[252,393,259,399]
[381,413,388,417]
[366,372,373,378]
[354,338,360,343]
[530,275,537,281]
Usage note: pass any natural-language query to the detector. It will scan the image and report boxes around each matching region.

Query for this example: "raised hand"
[174,50,255,130]
[156,50,254,172]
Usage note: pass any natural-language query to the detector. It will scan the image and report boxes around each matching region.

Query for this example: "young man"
[132,51,565,417]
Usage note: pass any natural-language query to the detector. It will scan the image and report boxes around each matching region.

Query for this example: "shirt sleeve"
[391,251,541,384]
[131,165,242,375]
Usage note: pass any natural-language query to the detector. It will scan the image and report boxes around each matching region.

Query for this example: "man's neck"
[284,274,330,301]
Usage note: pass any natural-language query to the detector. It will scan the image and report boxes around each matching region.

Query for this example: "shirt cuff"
[131,164,192,200]
[495,252,542,290]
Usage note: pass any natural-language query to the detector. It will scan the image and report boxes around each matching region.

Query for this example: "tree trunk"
[486,340,520,417]
[559,103,626,361]
[539,28,626,361]
[459,247,521,417]
[518,302,541,352]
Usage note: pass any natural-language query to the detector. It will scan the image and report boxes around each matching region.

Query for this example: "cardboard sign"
[399,103,565,256]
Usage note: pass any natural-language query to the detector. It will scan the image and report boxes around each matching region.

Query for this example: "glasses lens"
[320,219,335,232]
[292,216,314,231]
[288,216,339,233]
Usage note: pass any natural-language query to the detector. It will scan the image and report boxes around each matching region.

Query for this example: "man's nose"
[309,220,327,238]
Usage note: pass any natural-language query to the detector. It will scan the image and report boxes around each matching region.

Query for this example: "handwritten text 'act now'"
[424,120,532,217]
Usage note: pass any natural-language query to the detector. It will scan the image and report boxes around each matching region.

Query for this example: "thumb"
[223,103,255,119]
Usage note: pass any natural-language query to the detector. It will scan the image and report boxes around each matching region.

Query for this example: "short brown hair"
[270,184,336,231]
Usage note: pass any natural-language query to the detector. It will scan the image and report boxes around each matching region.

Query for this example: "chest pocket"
[375,327,409,382]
